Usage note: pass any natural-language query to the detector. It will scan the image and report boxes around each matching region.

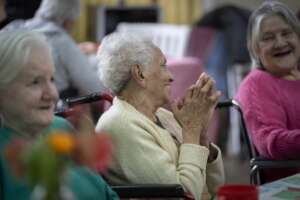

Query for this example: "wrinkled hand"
[171,73,221,145]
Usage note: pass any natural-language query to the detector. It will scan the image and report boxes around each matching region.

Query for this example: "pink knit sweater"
[236,69,300,159]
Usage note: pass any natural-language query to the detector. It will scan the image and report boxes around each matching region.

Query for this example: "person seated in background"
[4,0,105,99]
[95,32,225,200]
[0,29,119,200]
[236,1,300,182]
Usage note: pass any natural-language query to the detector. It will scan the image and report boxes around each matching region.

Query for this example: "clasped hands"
[171,72,221,147]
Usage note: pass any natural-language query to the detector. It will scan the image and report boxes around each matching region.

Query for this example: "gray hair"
[247,0,300,68]
[34,0,80,25]
[0,29,50,88]
[96,32,157,94]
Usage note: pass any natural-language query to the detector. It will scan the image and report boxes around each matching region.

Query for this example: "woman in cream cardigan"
[95,32,225,200]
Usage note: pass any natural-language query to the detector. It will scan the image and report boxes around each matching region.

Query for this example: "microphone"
[66,92,113,107]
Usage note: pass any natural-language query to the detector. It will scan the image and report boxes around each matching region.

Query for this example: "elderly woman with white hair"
[95,32,225,200]
[0,29,119,200]
[236,1,300,183]
[4,0,105,98]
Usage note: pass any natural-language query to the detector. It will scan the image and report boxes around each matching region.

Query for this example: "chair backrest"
[116,22,191,58]
[167,57,204,100]
[216,99,257,160]
[54,92,113,130]
[185,26,216,62]
[55,92,113,118]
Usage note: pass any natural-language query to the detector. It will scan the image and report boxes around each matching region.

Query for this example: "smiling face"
[0,44,58,134]
[257,15,300,76]
[143,47,174,106]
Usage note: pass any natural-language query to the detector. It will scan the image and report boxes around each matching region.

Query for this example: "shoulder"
[96,103,142,132]
[96,101,131,134]
[96,99,157,139]
[236,69,278,101]
[45,116,75,133]
[97,98,145,125]
[236,69,283,117]
[68,166,119,200]
[241,69,275,86]
[49,31,76,50]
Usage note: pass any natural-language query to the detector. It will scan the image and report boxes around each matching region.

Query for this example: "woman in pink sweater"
[236,1,300,183]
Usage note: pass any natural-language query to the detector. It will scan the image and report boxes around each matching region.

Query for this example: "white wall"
[202,0,300,13]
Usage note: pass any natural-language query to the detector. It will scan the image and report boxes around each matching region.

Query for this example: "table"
[260,173,300,199]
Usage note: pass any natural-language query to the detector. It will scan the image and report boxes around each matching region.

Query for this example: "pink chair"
[167,57,220,144]
[185,27,217,62]
[167,57,203,100]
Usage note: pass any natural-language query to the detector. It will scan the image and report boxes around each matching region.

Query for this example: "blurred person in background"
[96,32,225,200]
[236,1,300,183]
[0,29,119,200]
[4,0,105,99]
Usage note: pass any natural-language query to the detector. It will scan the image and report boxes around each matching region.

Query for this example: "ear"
[131,64,146,87]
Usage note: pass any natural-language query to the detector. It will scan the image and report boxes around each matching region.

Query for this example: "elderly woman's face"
[257,15,300,75]
[0,45,58,131]
[142,47,173,106]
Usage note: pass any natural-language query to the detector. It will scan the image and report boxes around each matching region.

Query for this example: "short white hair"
[96,32,157,94]
[35,0,80,25]
[247,1,300,68]
[0,29,50,88]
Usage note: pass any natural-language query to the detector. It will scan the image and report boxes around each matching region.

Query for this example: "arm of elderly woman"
[170,73,223,194]
[156,105,224,195]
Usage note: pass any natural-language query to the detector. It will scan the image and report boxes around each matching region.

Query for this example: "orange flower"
[4,139,27,178]
[48,133,75,155]
[74,133,113,173]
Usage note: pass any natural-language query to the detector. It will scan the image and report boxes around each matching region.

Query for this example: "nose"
[167,69,174,82]
[43,81,59,102]
[274,35,287,48]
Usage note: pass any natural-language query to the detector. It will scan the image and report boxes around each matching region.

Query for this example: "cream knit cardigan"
[96,97,225,200]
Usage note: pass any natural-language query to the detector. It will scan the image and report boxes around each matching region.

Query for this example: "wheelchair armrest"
[54,108,76,118]
[111,184,185,198]
[250,156,300,169]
